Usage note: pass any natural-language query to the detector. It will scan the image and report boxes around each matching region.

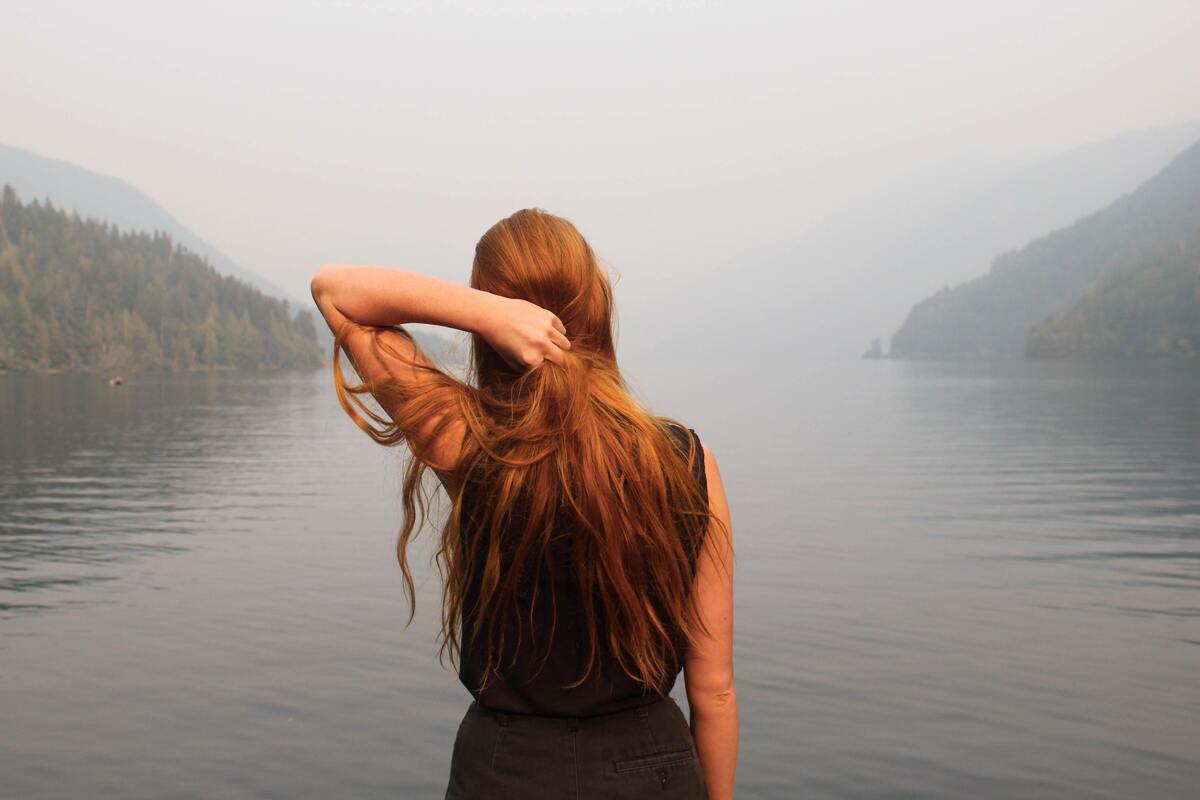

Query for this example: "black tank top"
[456,422,708,717]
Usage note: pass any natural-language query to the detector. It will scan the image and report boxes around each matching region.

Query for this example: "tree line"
[1026,230,1200,358]
[0,184,322,372]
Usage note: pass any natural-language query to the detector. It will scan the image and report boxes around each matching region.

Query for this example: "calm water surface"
[1,359,1198,799]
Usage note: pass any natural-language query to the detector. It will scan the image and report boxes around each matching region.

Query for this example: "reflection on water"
[2,361,1199,799]
[1,373,296,609]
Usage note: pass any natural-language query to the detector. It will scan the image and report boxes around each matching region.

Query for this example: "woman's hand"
[480,296,572,371]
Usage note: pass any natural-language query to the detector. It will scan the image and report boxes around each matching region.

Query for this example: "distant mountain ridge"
[889,135,1200,359]
[0,142,294,304]
[626,118,1200,362]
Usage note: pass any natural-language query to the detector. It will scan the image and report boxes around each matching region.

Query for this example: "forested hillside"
[1026,230,1200,358]
[889,136,1200,359]
[0,142,295,301]
[0,185,322,372]
[635,119,1200,361]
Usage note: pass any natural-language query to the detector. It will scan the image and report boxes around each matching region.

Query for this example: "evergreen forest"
[0,185,323,372]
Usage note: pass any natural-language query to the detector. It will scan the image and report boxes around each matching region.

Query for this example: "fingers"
[551,315,567,336]
[550,329,571,351]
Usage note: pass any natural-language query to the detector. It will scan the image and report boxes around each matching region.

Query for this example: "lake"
[2,358,1198,799]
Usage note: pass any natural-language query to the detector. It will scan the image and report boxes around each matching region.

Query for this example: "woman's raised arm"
[309,264,573,490]
[310,264,571,372]
[312,264,495,333]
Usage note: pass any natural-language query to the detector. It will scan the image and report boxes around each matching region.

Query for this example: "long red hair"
[332,208,729,691]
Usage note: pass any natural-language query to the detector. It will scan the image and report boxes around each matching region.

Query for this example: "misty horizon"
[5,2,1199,325]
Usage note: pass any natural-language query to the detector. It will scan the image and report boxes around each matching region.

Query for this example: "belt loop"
[495,710,509,727]
[566,716,580,732]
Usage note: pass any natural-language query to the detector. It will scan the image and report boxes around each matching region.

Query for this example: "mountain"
[889,135,1200,359]
[0,185,322,372]
[0,142,294,304]
[1025,230,1200,359]
[1,142,477,370]
[624,118,1200,363]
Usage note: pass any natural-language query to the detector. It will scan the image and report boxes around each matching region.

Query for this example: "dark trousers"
[444,696,709,799]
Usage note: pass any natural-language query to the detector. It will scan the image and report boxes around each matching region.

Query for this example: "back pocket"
[613,747,696,774]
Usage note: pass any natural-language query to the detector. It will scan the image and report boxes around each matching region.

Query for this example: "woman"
[310,208,737,799]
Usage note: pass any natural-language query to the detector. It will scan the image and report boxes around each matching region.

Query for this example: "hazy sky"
[4,0,1199,304]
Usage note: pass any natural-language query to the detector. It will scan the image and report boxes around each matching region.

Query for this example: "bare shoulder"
[700,443,727,505]
[315,310,469,493]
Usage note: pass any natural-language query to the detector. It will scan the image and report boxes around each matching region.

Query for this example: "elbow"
[687,671,737,716]
[311,264,352,312]
[691,686,738,718]
[310,264,336,302]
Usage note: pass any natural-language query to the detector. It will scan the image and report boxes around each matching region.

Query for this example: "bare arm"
[309,264,572,491]
[309,264,571,371]
[684,442,738,799]
[311,264,497,333]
